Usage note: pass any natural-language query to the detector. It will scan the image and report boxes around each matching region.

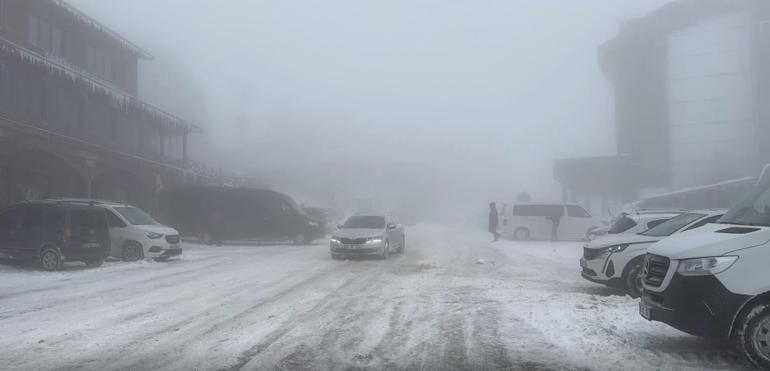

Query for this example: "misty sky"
[67,0,668,213]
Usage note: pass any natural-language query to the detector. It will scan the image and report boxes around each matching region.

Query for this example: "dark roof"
[52,0,153,59]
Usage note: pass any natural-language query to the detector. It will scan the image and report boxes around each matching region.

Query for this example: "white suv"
[588,210,681,240]
[581,209,725,297]
[54,199,182,262]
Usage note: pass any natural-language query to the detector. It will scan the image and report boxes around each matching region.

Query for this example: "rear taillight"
[63,227,71,242]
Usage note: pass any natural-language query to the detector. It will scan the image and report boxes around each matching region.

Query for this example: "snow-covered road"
[0,223,755,370]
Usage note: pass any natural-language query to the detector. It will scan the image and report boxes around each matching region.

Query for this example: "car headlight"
[607,244,629,253]
[330,237,340,244]
[677,256,738,276]
[145,231,163,239]
[366,238,383,244]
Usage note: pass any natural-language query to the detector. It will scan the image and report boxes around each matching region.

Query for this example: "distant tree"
[516,192,531,203]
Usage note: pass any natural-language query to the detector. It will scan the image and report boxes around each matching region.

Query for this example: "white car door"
[106,210,130,257]
[562,205,593,240]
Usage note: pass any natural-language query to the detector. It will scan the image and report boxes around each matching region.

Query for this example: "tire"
[39,247,62,272]
[514,228,530,241]
[122,242,144,262]
[737,303,770,369]
[624,261,644,299]
[84,258,104,267]
[380,241,390,260]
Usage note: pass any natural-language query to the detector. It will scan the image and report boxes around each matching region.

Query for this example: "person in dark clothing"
[489,203,500,241]
[547,210,561,241]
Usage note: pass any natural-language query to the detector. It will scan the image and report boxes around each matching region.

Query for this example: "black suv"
[0,201,110,271]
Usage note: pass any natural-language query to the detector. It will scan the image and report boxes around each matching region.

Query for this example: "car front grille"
[338,237,367,245]
[583,247,603,260]
[165,235,180,244]
[643,254,670,287]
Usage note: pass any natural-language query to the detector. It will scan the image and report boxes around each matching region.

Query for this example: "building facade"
[0,0,224,212]
[555,0,770,212]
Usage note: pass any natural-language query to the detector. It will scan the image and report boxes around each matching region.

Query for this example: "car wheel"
[84,258,104,267]
[380,241,390,260]
[737,303,770,369]
[39,247,62,272]
[624,261,644,299]
[122,242,144,262]
[514,228,530,241]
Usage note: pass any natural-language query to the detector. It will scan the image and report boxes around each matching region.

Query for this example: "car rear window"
[70,209,108,229]
[608,216,637,234]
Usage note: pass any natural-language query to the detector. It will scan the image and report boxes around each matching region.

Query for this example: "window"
[29,15,64,57]
[513,205,563,217]
[685,215,723,231]
[640,213,706,237]
[87,47,115,81]
[114,207,158,226]
[41,208,65,229]
[646,219,667,229]
[0,207,22,229]
[70,209,108,229]
[107,211,127,228]
[567,205,591,218]
[608,216,637,234]
[20,206,45,229]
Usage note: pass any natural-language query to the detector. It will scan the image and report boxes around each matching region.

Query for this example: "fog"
[67,0,668,220]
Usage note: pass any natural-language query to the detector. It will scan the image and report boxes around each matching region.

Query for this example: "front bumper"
[580,252,620,287]
[640,274,750,338]
[145,240,183,258]
[330,242,384,256]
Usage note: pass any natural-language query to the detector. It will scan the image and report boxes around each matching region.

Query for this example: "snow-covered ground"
[0,223,755,370]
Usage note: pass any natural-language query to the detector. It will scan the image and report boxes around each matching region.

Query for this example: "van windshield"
[720,185,770,227]
[639,213,705,237]
[343,216,386,229]
[114,207,159,226]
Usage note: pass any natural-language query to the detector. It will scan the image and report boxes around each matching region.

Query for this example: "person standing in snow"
[489,203,500,241]
[547,208,561,241]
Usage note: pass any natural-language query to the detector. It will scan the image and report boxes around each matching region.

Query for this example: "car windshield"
[607,215,636,234]
[639,213,706,237]
[720,184,770,227]
[114,207,159,226]
[342,216,386,229]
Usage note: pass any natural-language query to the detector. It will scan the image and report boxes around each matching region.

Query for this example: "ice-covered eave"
[0,36,202,134]
[50,0,153,59]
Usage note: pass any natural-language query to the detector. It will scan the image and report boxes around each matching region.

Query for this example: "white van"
[640,166,770,368]
[501,203,596,241]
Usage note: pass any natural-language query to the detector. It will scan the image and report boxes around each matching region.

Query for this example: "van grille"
[643,254,670,287]
[165,235,180,244]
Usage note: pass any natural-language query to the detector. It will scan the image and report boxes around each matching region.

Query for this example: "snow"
[0,223,753,370]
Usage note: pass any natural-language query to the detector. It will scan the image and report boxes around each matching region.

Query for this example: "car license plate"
[83,242,101,249]
[639,302,652,320]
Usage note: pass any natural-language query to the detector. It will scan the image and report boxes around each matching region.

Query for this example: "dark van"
[159,186,325,245]
[0,201,110,271]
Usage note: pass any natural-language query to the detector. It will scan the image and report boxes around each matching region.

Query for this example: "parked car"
[640,167,770,369]
[51,199,182,262]
[0,201,110,271]
[330,214,405,260]
[581,209,725,297]
[159,185,325,245]
[501,203,597,241]
[587,209,682,240]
